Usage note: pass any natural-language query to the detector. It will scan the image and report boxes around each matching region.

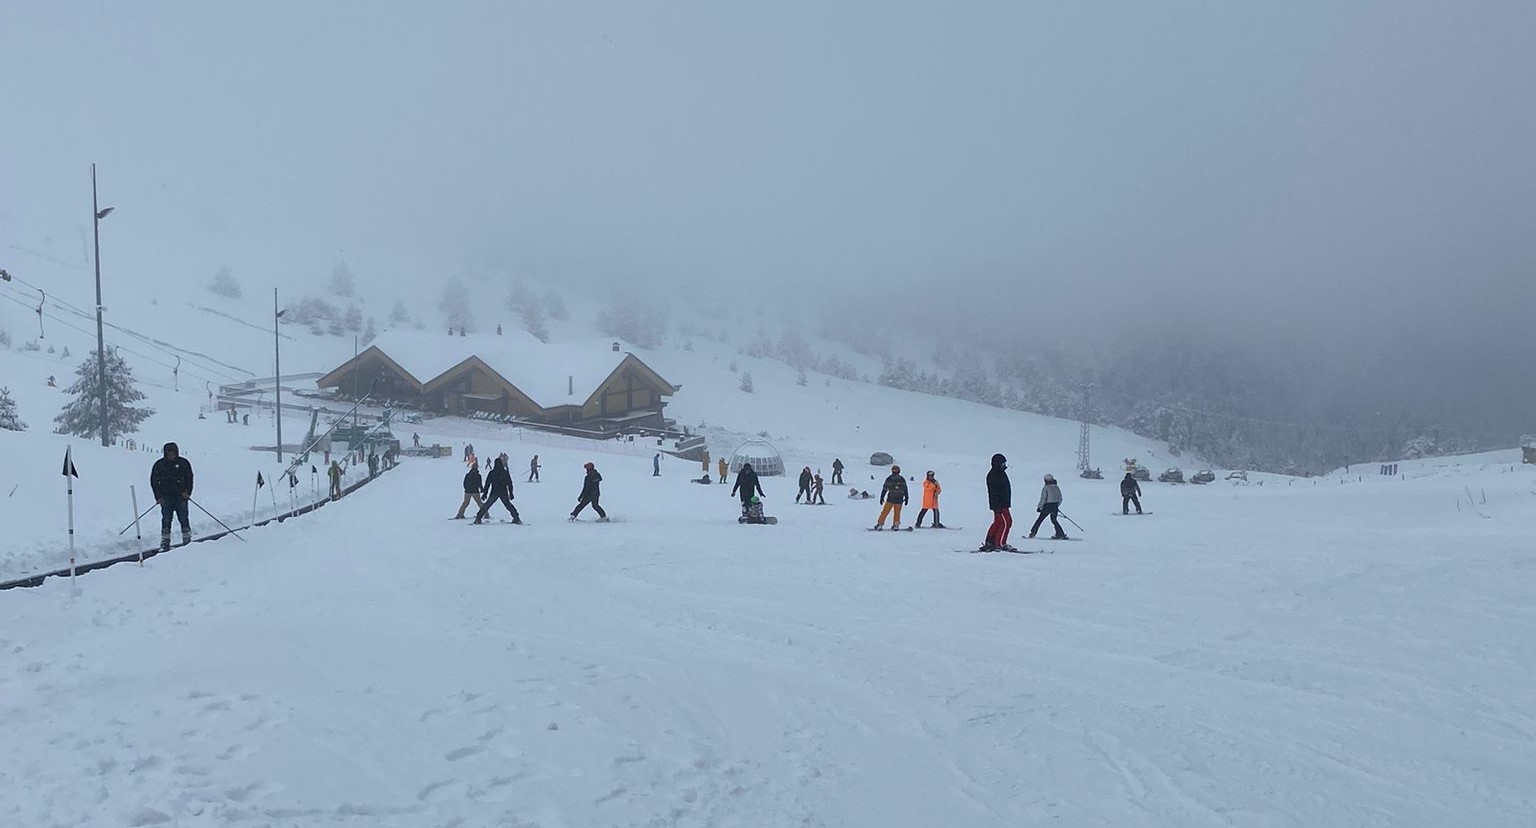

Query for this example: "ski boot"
[596,516,611,523]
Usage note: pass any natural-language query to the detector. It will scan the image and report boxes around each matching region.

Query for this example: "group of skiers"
[452,452,605,524]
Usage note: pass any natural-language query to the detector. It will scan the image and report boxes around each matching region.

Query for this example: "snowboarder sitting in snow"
[475,456,522,525]
[570,462,608,521]
[848,488,871,500]
[915,470,944,528]
[796,466,813,504]
[454,460,484,519]
[150,441,194,551]
[731,462,765,517]
[1028,474,1066,539]
[740,494,768,524]
[873,465,908,530]
[1120,472,1143,515]
[692,473,713,485]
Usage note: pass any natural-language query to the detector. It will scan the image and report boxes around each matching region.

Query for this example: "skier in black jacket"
[731,462,765,517]
[454,461,484,519]
[982,453,1014,551]
[831,458,845,485]
[150,442,195,551]
[795,467,813,504]
[1120,472,1143,515]
[570,462,608,521]
[474,457,521,524]
[873,465,909,530]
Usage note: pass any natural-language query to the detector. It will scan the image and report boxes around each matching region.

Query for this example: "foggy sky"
[3,1,1534,431]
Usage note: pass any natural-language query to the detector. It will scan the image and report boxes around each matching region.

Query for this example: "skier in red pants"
[982,453,1016,551]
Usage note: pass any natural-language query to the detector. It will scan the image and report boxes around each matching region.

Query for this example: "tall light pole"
[91,164,115,447]
[275,288,286,462]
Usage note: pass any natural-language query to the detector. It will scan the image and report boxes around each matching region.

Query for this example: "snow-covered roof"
[361,330,663,408]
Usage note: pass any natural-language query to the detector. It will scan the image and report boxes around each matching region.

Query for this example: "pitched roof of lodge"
[326,329,674,409]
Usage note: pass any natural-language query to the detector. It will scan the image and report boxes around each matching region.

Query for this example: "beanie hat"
[584,462,594,470]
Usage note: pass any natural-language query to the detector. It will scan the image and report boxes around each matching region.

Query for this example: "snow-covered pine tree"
[439,276,474,332]
[542,289,568,320]
[208,265,242,298]
[0,386,25,431]
[740,372,754,393]
[796,367,808,386]
[388,299,410,327]
[363,316,377,344]
[329,262,356,297]
[53,350,152,442]
[343,304,362,333]
[521,301,549,342]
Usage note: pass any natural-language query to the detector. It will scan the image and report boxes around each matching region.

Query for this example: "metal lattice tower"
[1077,380,1095,471]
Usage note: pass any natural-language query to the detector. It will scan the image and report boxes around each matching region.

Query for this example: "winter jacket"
[1120,476,1141,497]
[1037,483,1063,510]
[832,459,844,471]
[731,468,764,500]
[986,454,1011,510]
[482,466,512,496]
[798,469,813,490]
[922,478,941,509]
[579,469,602,501]
[880,473,909,505]
[463,468,483,493]
[150,457,195,502]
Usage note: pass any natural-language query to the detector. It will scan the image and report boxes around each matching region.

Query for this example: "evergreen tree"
[0,386,25,431]
[363,316,377,344]
[438,276,475,332]
[208,265,242,298]
[329,262,356,297]
[543,289,569,320]
[521,301,549,342]
[388,299,411,327]
[53,350,152,442]
[796,367,808,386]
[740,372,754,393]
[343,304,363,333]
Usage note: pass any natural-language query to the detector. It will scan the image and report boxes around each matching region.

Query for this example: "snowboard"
[867,527,913,532]
[469,519,526,525]
[1034,536,1082,541]
[914,525,963,530]
[738,516,778,525]
[960,548,1050,555]
[1111,512,1152,516]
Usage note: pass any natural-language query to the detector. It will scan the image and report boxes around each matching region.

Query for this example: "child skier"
[812,472,826,504]
[796,466,813,503]
[1028,474,1066,539]
[873,465,909,530]
[915,470,944,528]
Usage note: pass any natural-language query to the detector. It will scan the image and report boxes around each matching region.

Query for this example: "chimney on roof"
[611,341,620,352]
[568,375,574,396]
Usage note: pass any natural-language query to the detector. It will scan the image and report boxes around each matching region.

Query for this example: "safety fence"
[0,464,397,592]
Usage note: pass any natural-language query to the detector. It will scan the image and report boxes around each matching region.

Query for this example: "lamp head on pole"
[96,207,114,220]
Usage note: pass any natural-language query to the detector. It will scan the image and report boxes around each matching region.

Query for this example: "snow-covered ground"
[3,442,1535,826]
[4,282,1536,826]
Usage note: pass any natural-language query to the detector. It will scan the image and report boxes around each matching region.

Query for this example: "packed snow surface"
[3,442,1534,826]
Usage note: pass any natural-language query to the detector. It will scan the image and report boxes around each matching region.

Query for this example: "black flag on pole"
[62,446,79,478]
[256,471,265,488]
[287,471,299,488]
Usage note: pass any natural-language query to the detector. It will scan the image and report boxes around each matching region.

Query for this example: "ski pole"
[1058,510,1084,533]
[119,502,158,535]
[131,485,144,565]
[189,498,247,542]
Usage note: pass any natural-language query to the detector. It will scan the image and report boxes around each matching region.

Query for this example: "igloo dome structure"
[728,438,785,477]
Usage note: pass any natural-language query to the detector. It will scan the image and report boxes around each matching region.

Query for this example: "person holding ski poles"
[981,453,1015,552]
[528,454,540,482]
[150,441,195,551]
[1028,473,1067,539]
